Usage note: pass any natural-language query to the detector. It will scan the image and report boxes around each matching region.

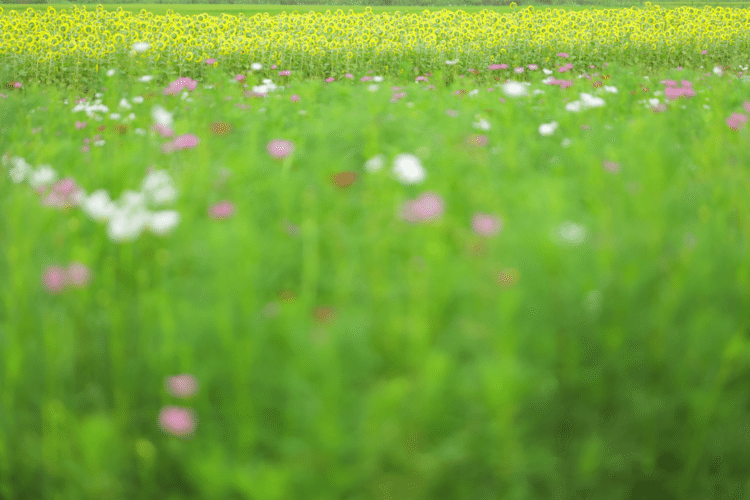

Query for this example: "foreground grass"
[3,56,750,499]
[2,4,750,500]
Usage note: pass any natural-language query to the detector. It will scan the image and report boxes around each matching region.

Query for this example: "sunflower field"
[1,2,749,93]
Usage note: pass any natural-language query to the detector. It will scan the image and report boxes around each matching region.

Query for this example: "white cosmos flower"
[107,69,116,77]
[142,170,177,205]
[107,207,151,242]
[81,190,118,221]
[133,42,150,53]
[392,153,426,185]
[472,116,491,131]
[251,62,262,70]
[566,93,606,113]
[552,221,587,246]
[539,121,558,136]
[148,210,180,235]
[502,81,528,97]
[28,165,57,189]
[5,156,32,183]
[151,105,173,127]
[139,75,155,83]
[364,154,386,173]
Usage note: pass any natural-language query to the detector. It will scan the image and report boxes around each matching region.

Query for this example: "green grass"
[2,3,750,500]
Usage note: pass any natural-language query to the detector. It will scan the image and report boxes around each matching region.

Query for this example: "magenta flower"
[208,201,235,219]
[158,406,198,438]
[152,123,174,137]
[42,265,68,293]
[165,374,199,398]
[266,139,294,159]
[41,178,81,209]
[66,262,90,287]
[400,192,445,223]
[278,70,291,76]
[290,94,300,102]
[326,77,335,83]
[557,52,570,58]
[465,134,488,147]
[75,121,87,130]
[42,262,90,293]
[205,58,217,65]
[603,160,621,173]
[726,112,748,131]
[162,134,199,154]
[235,74,245,81]
[345,73,353,79]
[163,77,198,95]
[471,213,503,237]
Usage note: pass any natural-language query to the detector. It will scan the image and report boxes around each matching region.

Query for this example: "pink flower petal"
[43,265,68,293]
[158,406,197,437]
[165,374,199,398]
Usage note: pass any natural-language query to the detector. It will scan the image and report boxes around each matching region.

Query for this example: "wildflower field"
[2,1,750,499]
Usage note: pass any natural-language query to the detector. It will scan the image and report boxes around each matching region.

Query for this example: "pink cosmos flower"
[42,265,68,293]
[152,123,174,137]
[400,192,445,223]
[266,139,294,159]
[165,374,199,398]
[471,213,502,236]
[726,112,748,131]
[172,134,199,150]
[208,201,235,219]
[465,134,488,147]
[158,406,197,438]
[205,58,217,65]
[66,261,90,287]
[42,262,90,293]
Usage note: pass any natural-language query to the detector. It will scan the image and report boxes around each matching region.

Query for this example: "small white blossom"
[132,42,150,53]
[364,154,386,173]
[472,116,491,131]
[148,210,180,235]
[392,153,426,185]
[539,121,558,136]
[502,81,528,97]
[29,165,57,189]
[552,221,587,246]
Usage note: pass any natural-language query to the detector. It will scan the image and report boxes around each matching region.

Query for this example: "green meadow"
[2,1,750,498]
